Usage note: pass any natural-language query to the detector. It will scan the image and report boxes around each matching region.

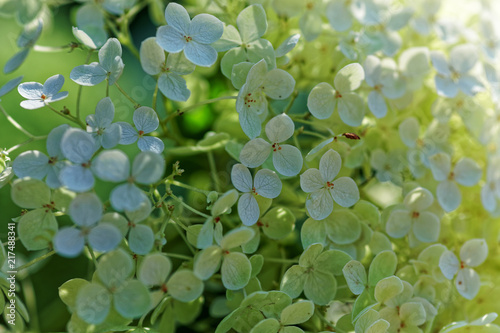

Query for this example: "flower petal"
[437,180,461,212]
[53,227,85,258]
[455,268,480,300]
[300,168,324,193]
[137,136,165,153]
[231,163,253,193]
[454,157,482,186]
[240,138,272,168]
[133,106,159,133]
[69,192,103,226]
[110,183,148,212]
[265,113,294,143]
[460,238,488,267]
[158,73,191,102]
[43,74,64,96]
[190,13,223,44]
[237,192,260,226]
[320,149,342,182]
[59,165,95,193]
[254,168,281,199]
[61,128,96,163]
[156,25,186,53]
[132,151,165,185]
[184,41,218,67]
[88,223,122,253]
[386,209,412,238]
[92,149,130,182]
[412,211,440,243]
[272,144,303,177]
[439,250,459,280]
[307,82,335,119]
[330,177,359,207]
[306,188,333,221]
[13,150,49,179]
[262,69,295,100]
[18,82,43,99]
[164,2,190,34]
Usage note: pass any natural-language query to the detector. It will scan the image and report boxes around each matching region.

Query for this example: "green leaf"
[19,208,58,251]
[221,252,252,290]
[76,283,112,324]
[374,276,404,304]
[281,300,315,325]
[343,260,367,295]
[194,245,222,280]
[326,210,361,244]
[368,251,398,287]
[114,280,151,319]
[261,207,296,240]
[334,63,365,92]
[167,270,204,302]
[97,249,134,289]
[11,178,51,209]
[249,318,280,333]
[59,278,90,312]
[220,227,255,249]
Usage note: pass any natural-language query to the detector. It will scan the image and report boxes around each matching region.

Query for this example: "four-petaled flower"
[300,149,360,220]
[86,97,122,149]
[239,113,303,176]
[231,163,282,226]
[156,2,223,67]
[117,106,164,153]
[18,74,68,110]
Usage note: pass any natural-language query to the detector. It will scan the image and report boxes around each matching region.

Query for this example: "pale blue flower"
[86,97,121,149]
[117,106,164,153]
[53,193,123,258]
[18,74,69,110]
[156,2,223,67]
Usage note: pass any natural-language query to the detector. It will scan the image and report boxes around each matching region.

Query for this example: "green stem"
[16,250,55,272]
[87,245,98,268]
[164,252,193,261]
[76,50,94,120]
[301,130,327,139]
[283,90,299,114]
[169,180,212,195]
[161,95,237,125]
[171,218,196,255]
[33,44,74,52]
[170,193,211,218]
[114,82,140,108]
[207,151,221,192]
[46,104,86,128]
[152,78,159,110]
[0,104,42,139]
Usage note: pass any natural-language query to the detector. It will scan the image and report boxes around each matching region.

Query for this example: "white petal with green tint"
[164,2,190,34]
[194,245,222,280]
[325,210,361,244]
[437,180,461,212]
[439,250,459,280]
[231,163,253,193]
[337,93,365,127]
[460,239,488,267]
[399,117,419,148]
[306,188,333,220]
[368,90,387,118]
[265,113,294,143]
[404,187,433,212]
[92,149,130,182]
[167,270,204,302]
[240,139,272,168]
[300,168,325,193]
[330,177,359,207]
[386,209,412,238]
[238,193,260,226]
[374,276,404,303]
[221,252,252,290]
[304,270,337,305]
[449,44,477,74]
[400,302,426,326]
[254,169,282,198]
[412,211,440,243]
[455,268,480,300]
[220,227,255,249]
[113,280,151,319]
[239,106,264,139]
[273,144,303,176]
[368,251,398,287]
[320,149,341,182]
[140,37,164,75]
[280,265,307,299]
[132,151,165,185]
[97,249,133,289]
[263,69,295,100]
[138,253,172,287]
[11,178,51,209]
[334,63,365,93]
[307,82,335,119]
[454,158,482,186]
[69,193,103,227]
[429,153,451,181]
[343,260,367,295]
[158,72,191,102]
[53,227,85,257]
[128,224,155,255]
[190,14,223,44]
[212,189,239,217]
[76,283,111,324]
[88,223,122,253]
[237,4,267,43]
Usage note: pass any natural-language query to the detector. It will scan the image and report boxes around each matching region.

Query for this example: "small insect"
[341,132,361,140]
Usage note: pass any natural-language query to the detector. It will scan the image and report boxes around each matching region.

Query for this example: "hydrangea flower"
[307,63,365,126]
[235,59,295,139]
[91,149,165,212]
[428,152,482,212]
[53,193,122,258]
[0,76,23,101]
[59,128,98,192]
[215,4,276,79]
[300,149,360,220]
[140,37,195,102]
[4,19,42,74]
[239,113,303,176]
[385,187,440,243]
[363,55,406,118]
[326,0,355,32]
[86,97,121,149]
[70,38,124,86]
[439,239,488,299]
[13,124,69,188]
[74,3,107,49]
[430,44,485,98]
[370,148,405,185]
[18,74,69,110]
[231,164,282,226]
[272,0,324,41]
[117,106,164,153]
[156,2,223,67]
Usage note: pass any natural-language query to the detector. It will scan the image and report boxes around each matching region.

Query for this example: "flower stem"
[207,151,221,192]
[171,218,196,255]
[87,245,98,268]
[161,95,237,125]
[114,82,141,108]
[0,104,40,138]
[76,50,94,120]
[169,180,212,195]
[46,104,86,128]
[164,252,193,261]
[33,44,74,52]
[16,250,55,272]
[283,90,298,114]
[264,257,298,264]
[170,193,210,218]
